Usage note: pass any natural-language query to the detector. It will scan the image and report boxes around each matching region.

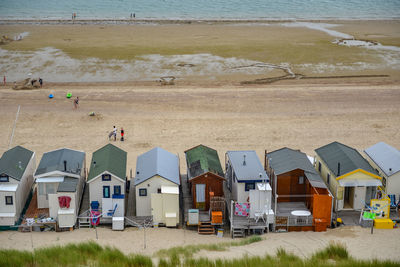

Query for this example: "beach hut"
[364,142,400,197]
[87,144,127,221]
[134,147,180,227]
[185,145,224,211]
[315,142,381,211]
[0,146,35,226]
[266,147,333,232]
[34,148,86,229]
[225,150,272,237]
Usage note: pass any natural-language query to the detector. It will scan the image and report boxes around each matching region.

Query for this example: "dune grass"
[0,241,153,267]
[156,235,262,259]
[0,240,398,267]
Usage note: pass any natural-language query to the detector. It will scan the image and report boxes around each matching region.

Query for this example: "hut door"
[196,184,206,210]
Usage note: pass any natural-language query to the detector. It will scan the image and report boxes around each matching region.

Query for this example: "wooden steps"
[232,228,245,238]
[198,221,214,235]
[78,218,91,228]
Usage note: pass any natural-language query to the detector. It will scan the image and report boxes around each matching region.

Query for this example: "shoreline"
[1,18,400,25]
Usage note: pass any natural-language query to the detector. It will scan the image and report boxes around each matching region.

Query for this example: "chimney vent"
[337,162,341,176]
[18,161,22,169]
[63,160,67,171]
[93,161,96,168]
[243,155,246,166]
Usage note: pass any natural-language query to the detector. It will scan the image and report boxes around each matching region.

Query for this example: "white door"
[102,198,113,217]
[353,186,366,210]
[151,194,163,224]
[195,184,206,210]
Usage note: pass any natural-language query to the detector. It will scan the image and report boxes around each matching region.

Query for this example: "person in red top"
[3,76,5,86]
[120,127,125,141]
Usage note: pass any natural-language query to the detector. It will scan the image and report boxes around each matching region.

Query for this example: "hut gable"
[226,150,268,182]
[185,144,224,179]
[364,142,400,177]
[134,147,179,186]
[87,144,127,182]
[0,146,34,181]
[267,147,326,189]
[34,148,85,178]
[315,141,377,178]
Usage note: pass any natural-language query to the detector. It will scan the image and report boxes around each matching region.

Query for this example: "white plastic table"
[291,210,311,216]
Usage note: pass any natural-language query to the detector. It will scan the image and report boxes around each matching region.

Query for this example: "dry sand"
[0,225,399,261]
[1,81,399,172]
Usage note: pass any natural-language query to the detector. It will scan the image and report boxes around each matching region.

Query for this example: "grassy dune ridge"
[0,238,398,267]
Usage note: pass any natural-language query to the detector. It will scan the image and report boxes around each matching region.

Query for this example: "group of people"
[31,77,43,87]
[109,126,125,141]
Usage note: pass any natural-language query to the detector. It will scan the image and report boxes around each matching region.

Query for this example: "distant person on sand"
[3,75,5,86]
[113,126,117,141]
[120,127,125,141]
[39,77,43,88]
[73,96,79,109]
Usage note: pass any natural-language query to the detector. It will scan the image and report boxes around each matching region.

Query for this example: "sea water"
[0,0,399,20]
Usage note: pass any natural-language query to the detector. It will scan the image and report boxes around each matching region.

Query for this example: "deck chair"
[389,195,397,208]
[254,204,268,223]
[107,204,118,217]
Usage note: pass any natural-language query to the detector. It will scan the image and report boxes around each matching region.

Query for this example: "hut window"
[318,162,321,172]
[157,188,161,193]
[245,183,255,191]
[139,188,147,196]
[5,196,13,205]
[46,183,56,194]
[382,177,387,187]
[102,174,111,181]
[0,175,9,182]
[103,186,110,198]
[327,174,330,185]
[114,185,121,195]
[38,183,45,195]
[298,176,304,184]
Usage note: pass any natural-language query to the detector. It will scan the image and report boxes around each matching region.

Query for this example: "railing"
[275,215,313,229]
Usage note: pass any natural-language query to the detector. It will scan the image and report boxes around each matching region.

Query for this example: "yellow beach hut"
[315,142,381,211]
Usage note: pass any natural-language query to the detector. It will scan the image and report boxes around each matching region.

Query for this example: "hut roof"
[35,148,85,177]
[267,147,327,188]
[185,144,223,179]
[134,147,179,185]
[364,142,400,177]
[226,150,268,182]
[0,146,34,181]
[315,141,376,177]
[87,144,127,181]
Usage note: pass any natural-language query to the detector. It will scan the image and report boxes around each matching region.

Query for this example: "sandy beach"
[0,225,399,261]
[0,82,399,173]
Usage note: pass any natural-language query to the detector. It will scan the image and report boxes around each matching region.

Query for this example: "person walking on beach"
[113,126,117,141]
[120,127,125,141]
[3,75,5,86]
[39,77,43,88]
[73,96,79,109]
